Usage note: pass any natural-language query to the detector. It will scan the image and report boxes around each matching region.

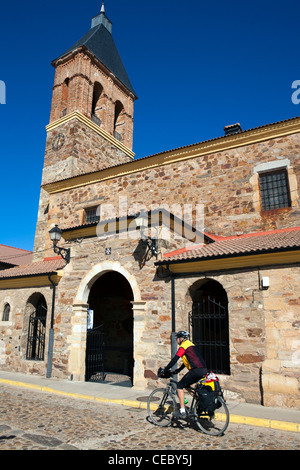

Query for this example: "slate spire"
[53,4,136,97]
[91,1,112,32]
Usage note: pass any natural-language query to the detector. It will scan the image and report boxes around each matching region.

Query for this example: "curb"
[227,413,300,433]
[0,378,149,409]
[1,378,299,433]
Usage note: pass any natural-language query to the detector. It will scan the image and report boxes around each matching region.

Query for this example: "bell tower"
[33,4,137,259]
[44,2,137,184]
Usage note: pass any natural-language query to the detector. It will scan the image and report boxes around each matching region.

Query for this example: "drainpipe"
[170,275,177,359]
[46,274,56,378]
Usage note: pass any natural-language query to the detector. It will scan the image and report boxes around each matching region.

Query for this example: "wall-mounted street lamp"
[135,211,158,258]
[49,225,70,263]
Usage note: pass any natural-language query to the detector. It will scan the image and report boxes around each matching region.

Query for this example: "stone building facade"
[0,7,299,409]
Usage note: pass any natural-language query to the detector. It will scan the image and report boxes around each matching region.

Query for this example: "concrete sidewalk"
[0,370,299,433]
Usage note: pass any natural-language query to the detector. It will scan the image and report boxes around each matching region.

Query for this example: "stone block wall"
[1,232,299,407]
[43,118,133,185]
[261,266,300,408]
[166,265,300,407]
[33,117,133,262]
[44,133,300,244]
[0,286,53,376]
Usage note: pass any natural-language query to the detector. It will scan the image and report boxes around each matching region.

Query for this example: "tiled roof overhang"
[155,227,300,274]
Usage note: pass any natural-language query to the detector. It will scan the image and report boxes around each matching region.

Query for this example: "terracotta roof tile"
[0,257,66,279]
[0,245,32,266]
[161,227,300,263]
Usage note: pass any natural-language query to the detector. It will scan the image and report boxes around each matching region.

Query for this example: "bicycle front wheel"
[194,397,229,436]
[147,388,177,427]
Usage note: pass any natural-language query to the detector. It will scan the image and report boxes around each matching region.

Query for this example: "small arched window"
[2,303,10,321]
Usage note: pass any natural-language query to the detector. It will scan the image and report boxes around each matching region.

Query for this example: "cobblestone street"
[0,384,299,452]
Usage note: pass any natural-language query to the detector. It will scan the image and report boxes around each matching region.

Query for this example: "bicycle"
[147,371,230,436]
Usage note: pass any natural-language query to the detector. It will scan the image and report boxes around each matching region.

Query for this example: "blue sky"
[0,0,299,252]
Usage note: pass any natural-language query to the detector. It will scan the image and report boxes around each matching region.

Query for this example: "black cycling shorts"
[177,368,207,390]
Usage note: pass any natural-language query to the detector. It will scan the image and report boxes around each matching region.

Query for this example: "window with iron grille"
[259,169,291,211]
[85,206,100,224]
[190,295,230,375]
[26,302,47,361]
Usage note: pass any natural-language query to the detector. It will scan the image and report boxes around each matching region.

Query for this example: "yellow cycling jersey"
[176,340,206,370]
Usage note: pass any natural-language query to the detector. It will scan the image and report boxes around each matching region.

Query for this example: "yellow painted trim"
[63,226,97,240]
[0,273,63,289]
[163,250,300,273]
[43,117,300,194]
[62,213,205,244]
[223,413,300,433]
[46,111,135,159]
[0,378,145,409]
[62,219,135,241]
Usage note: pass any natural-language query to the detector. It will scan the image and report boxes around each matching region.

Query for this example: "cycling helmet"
[176,330,190,340]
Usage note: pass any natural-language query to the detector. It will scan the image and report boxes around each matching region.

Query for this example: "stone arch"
[70,262,145,383]
[188,277,228,305]
[75,260,141,305]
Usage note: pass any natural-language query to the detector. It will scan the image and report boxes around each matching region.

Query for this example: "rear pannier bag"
[197,386,218,413]
[197,372,223,412]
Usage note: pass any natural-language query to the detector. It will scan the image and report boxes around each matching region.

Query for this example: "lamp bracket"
[53,245,71,263]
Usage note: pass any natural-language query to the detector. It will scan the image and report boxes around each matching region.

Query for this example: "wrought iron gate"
[189,296,230,374]
[85,324,106,382]
[26,304,47,361]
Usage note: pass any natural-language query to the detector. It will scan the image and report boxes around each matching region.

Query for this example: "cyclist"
[160,330,207,419]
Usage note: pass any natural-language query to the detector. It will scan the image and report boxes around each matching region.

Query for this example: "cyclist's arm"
[173,363,185,374]
[164,354,179,371]
[165,346,186,370]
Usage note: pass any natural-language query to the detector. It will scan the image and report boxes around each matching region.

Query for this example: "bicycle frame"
[164,379,199,419]
[148,375,230,435]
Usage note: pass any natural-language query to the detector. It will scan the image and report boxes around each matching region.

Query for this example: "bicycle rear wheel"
[147,388,177,427]
[194,397,229,436]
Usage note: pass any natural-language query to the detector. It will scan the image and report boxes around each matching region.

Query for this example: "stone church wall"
[44,132,300,241]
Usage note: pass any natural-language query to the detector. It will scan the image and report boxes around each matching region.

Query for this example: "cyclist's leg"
[176,370,199,411]
[179,368,207,390]
[175,369,207,418]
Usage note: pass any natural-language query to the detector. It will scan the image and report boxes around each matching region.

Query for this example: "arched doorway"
[86,271,134,383]
[189,279,230,375]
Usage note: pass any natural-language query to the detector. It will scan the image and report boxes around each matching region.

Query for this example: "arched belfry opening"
[189,279,230,375]
[91,81,105,125]
[113,100,125,141]
[86,271,134,384]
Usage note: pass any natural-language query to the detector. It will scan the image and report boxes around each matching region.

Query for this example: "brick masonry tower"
[33,3,137,259]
